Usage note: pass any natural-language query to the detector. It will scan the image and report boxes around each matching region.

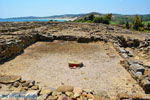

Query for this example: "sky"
[0,0,150,18]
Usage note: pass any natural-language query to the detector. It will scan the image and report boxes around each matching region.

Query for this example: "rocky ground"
[0,41,145,97]
[0,22,150,100]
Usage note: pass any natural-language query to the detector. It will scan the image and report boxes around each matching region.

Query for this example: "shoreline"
[51,17,77,21]
[0,17,77,22]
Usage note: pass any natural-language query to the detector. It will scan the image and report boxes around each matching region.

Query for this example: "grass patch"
[143,21,150,25]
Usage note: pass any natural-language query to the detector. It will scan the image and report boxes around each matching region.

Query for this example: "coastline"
[50,17,77,21]
[0,17,77,22]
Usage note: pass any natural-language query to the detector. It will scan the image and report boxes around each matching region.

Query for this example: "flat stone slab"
[0,75,21,84]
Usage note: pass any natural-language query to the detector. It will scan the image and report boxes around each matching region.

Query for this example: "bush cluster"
[76,14,112,24]
[125,15,150,31]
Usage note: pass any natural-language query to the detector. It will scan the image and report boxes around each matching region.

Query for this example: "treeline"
[125,15,150,31]
[74,14,112,24]
[75,14,150,31]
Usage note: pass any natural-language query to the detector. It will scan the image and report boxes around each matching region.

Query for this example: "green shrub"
[133,15,143,30]
[105,14,112,20]
[88,14,95,21]
[147,23,150,30]
[74,13,112,24]
[93,17,110,24]
[93,17,102,23]
[83,14,95,21]
[139,27,144,31]
[126,21,130,29]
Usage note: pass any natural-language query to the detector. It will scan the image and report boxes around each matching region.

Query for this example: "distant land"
[1,12,150,20]
[1,14,86,19]
[0,12,150,25]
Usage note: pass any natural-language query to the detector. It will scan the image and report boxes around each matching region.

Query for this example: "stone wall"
[114,37,150,93]
[0,34,37,63]
[0,75,148,100]
[0,22,150,99]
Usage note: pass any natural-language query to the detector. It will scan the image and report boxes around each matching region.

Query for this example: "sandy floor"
[0,41,144,96]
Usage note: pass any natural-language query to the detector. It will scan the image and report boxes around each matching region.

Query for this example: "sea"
[0,18,68,22]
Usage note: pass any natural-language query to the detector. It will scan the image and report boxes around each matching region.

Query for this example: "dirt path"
[0,41,144,96]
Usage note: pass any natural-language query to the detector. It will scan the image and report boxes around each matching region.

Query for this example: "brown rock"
[38,94,47,100]
[77,98,80,100]
[141,79,150,93]
[144,69,150,76]
[40,87,52,95]
[0,85,2,89]
[28,80,35,87]
[83,89,94,94]
[56,85,74,92]
[20,80,26,83]
[120,60,129,69]
[52,91,62,96]
[47,96,58,100]
[132,93,146,99]
[80,96,88,100]
[13,82,20,87]
[86,93,95,99]
[58,95,63,100]
[0,75,21,84]
[82,92,87,97]
[73,87,82,94]
[65,92,73,97]
[80,96,83,100]
[117,93,130,99]
[22,81,30,87]
[74,93,80,98]
[21,80,35,88]
[19,87,28,92]
[31,85,39,90]
[73,87,82,98]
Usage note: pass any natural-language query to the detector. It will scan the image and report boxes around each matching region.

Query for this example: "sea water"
[0,18,67,22]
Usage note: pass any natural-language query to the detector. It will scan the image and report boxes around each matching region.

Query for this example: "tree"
[84,17,88,21]
[88,14,95,21]
[147,23,150,30]
[93,17,102,23]
[102,17,110,24]
[93,17,110,24]
[105,13,112,20]
[133,15,143,30]
[126,21,130,29]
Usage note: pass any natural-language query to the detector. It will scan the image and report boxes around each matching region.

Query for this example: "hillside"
[72,12,150,25]
[3,12,150,24]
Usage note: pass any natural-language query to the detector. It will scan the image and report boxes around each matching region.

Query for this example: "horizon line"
[1,12,150,19]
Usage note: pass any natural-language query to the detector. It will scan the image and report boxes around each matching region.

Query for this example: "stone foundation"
[0,22,150,99]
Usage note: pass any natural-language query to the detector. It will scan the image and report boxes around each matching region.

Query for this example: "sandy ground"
[0,41,144,96]
[52,17,77,21]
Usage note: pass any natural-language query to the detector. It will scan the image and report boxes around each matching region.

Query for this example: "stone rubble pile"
[114,37,150,93]
[0,75,40,99]
[120,59,150,93]
[0,33,38,63]
[0,75,149,100]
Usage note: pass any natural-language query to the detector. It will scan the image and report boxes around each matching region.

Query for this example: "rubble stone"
[0,75,21,84]
[13,82,20,87]
[141,79,150,93]
[56,85,74,92]
[117,93,130,99]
